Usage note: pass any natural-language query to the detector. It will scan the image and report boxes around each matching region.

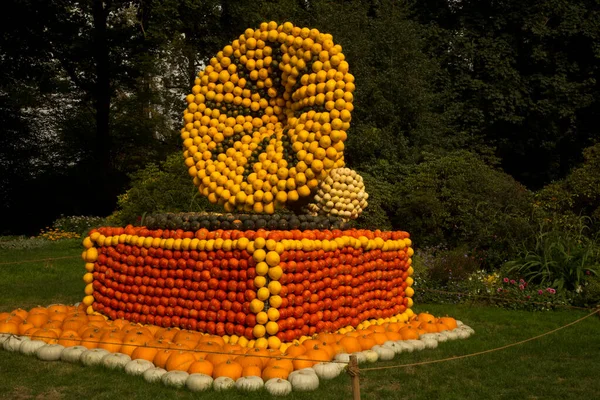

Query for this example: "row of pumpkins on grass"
[0,321,474,395]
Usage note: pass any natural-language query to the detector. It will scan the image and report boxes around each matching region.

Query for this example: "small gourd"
[455,329,470,339]
[213,376,235,391]
[396,341,415,353]
[36,344,65,361]
[383,341,403,354]
[406,340,425,351]
[362,350,379,363]
[162,370,189,388]
[20,340,46,356]
[143,367,167,384]
[313,362,344,380]
[235,375,264,391]
[265,378,293,396]
[186,373,213,392]
[102,352,131,370]
[124,359,155,376]
[61,346,88,363]
[288,369,319,391]
[422,338,438,349]
[81,348,110,367]
[4,335,30,352]
[372,345,395,361]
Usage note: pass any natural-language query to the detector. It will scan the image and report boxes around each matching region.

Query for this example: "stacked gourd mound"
[1,305,474,394]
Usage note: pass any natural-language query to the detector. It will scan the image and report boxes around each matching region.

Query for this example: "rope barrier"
[360,308,599,372]
[418,287,594,311]
[0,256,80,266]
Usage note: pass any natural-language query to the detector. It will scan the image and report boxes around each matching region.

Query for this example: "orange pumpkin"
[212,359,243,380]
[58,330,82,347]
[165,351,197,372]
[188,359,214,376]
[265,357,294,372]
[262,365,290,380]
[338,337,362,353]
[0,321,19,335]
[241,364,262,377]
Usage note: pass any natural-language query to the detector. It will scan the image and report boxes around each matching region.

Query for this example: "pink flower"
[510,279,516,285]
[503,277,509,283]
[547,288,556,294]
[497,288,503,293]
[519,284,525,290]
[538,289,544,295]
[519,279,525,284]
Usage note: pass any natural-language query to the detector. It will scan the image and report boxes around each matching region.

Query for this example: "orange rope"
[360,308,599,372]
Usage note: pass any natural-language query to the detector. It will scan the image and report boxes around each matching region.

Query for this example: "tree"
[411,0,600,187]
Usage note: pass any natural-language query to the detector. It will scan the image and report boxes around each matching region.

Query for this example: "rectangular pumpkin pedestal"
[82,226,414,344]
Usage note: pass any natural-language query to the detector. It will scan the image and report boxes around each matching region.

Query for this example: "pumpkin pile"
[80,222,414,346]
[307,168,368,219]
[182,21,358,217]
[1,304,474,393]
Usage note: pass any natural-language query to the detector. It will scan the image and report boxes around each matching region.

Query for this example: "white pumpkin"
[443,331,458,341]
[0,334,10,346]
[235,376,264,391]
[81,348,111,367]
[334,353,351,363]
[313,362,344,380]
[396,341,415,353]
[434,333,448,343]
[406,340,425,351]
[455,329,470,339]
[61,346,88,363]
[36,344,65,361]
[186,373,213,392]
[372,345,395,361]
[362,350,379,363]
[265,378,292,396]
[461,325,475,334]
[162,370,189,388]
[102,353,131,370]
[419,333,438,341]
[383,341,403,354]
[213,376,235,391]
[288,369,319,391]
[4,335,30,352]
[20,340,46,356]
[143,367,167,384]
[125,359,155,376]
[351,351,367,364]
[456,320,464,327]
[288,368,317,383]
[422,338,438,349]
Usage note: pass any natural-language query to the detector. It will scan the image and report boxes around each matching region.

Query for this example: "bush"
[534,143,600,235]
[51,215,107,236]
[108,152,220,226]
[504,218,599,292]
[393,151,535,268]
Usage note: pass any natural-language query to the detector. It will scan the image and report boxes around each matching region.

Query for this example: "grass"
[1,239,600,399]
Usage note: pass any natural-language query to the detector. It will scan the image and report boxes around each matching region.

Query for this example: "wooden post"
[348,354,361,400]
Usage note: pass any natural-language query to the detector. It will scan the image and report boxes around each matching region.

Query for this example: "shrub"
[504,218,599,292]
[51,215,107,236]
[393,151,535,268]
[108,152,220,226]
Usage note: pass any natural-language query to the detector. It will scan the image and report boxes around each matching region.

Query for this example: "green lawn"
[1,239,599,399]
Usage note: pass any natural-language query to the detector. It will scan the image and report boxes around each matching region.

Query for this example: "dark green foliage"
[411,0,600,187]
[107,153,221,225]
[504,219,599,291]
[393,152,535,267]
